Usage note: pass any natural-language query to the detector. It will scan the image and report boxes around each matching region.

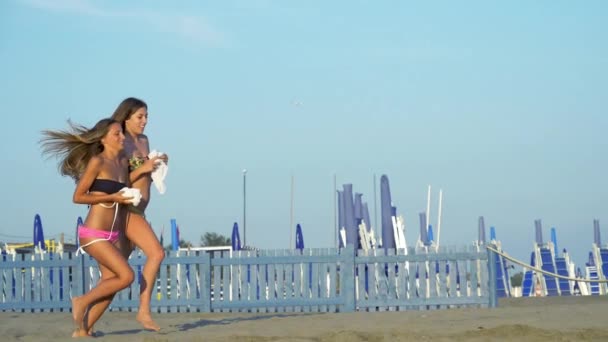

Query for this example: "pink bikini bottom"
[78,225,119,243]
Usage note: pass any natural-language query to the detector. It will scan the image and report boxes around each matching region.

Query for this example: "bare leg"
[125,214,165,331]
[84,238,133,335]
[71,240,134,336]
[82,266,119,335]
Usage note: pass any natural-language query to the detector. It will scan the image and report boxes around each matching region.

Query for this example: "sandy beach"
[1,296,607,341]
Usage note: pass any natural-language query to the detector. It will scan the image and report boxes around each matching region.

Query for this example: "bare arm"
[129,156,163,183]
[128,135,165,182]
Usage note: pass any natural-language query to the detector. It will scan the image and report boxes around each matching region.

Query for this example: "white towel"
[120,187,142,206]
[148,150,168,194]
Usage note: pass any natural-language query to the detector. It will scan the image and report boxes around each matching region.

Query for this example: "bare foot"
[72,328,90,338]
[136,312,160,331]
[71,297,86,330]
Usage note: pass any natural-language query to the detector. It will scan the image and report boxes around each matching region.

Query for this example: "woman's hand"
[141,156,163,173]
[160,153,169,165]
[113,192,134,205]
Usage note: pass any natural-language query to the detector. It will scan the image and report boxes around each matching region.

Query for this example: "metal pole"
[426,185,431,237]
[243,169,247,246]
[290,174,294,249]
[488,247,498,308]
[436,189,443,249]
[333,173,337,249]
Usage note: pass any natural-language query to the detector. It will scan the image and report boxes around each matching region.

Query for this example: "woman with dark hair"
[40,118,135,337]
[111,97,167,331]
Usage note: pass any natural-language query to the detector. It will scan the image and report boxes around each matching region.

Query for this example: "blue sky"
[1,0,607,268]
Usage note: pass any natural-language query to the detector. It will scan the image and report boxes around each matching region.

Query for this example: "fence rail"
[1,245,495,313]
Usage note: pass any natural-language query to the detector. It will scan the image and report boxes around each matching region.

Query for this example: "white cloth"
[148,150,168,194]
[120,187,142,206]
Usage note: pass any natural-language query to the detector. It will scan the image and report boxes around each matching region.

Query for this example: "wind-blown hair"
[40,118,118,181]
[111,97,147,130]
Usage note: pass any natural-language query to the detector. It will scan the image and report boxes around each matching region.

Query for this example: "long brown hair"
[40,118,118,180]
[110,97,147,130]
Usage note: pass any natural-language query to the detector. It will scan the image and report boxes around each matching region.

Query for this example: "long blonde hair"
[40,118,118,181]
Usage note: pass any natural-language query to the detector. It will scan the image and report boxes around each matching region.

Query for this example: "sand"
[1,296,608,341]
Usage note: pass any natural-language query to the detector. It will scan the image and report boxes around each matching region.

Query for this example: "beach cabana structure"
[554,248,575,296]
[584,252,601,295]
[479,219,512,298]
[533,220,559,296]
[522,220,577,296]
[585,219,607,295]
[551,228,577,296]
[521,252,536,297]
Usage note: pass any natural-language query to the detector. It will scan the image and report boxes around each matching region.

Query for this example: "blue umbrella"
[593,219,601,246]
[419,212,428,246]
[295,224,304,250]
[342,184,357,246]
[551,227,558,256]
[33,214,46,251]
[427,224,434,244]
[478,216,486,244]
[534,219,543,245]
[455,261,461,289]
[75,216,83,248]
[380,175,395,250]
[362,203,372,233]
[171,218,178,251]
[231,222,241,251]
[294,223,312,292]
[354,193,363,225]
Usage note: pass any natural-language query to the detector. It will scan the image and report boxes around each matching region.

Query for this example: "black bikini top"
[89,179,127,194]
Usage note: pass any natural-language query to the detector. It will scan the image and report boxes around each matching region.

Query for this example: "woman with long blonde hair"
[41,118,134,337]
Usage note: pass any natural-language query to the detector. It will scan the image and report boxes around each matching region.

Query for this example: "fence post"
[201,251,212,313]
[487,247,497,308]
[74,252,85,297]
[341,245,356,312]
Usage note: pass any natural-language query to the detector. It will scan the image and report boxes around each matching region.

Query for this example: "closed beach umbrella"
[354,193,363,224]
[75,216,83,248]
[419,212,428,246]
[231,222,241,251]
[380,175,395,250]
[427,224,434,244]
[170,218,178,251]
[478,216,486,244]
[362,203,372,233]
[295,223,304,250]
[342,184,356,246]
[33,214,46,251]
